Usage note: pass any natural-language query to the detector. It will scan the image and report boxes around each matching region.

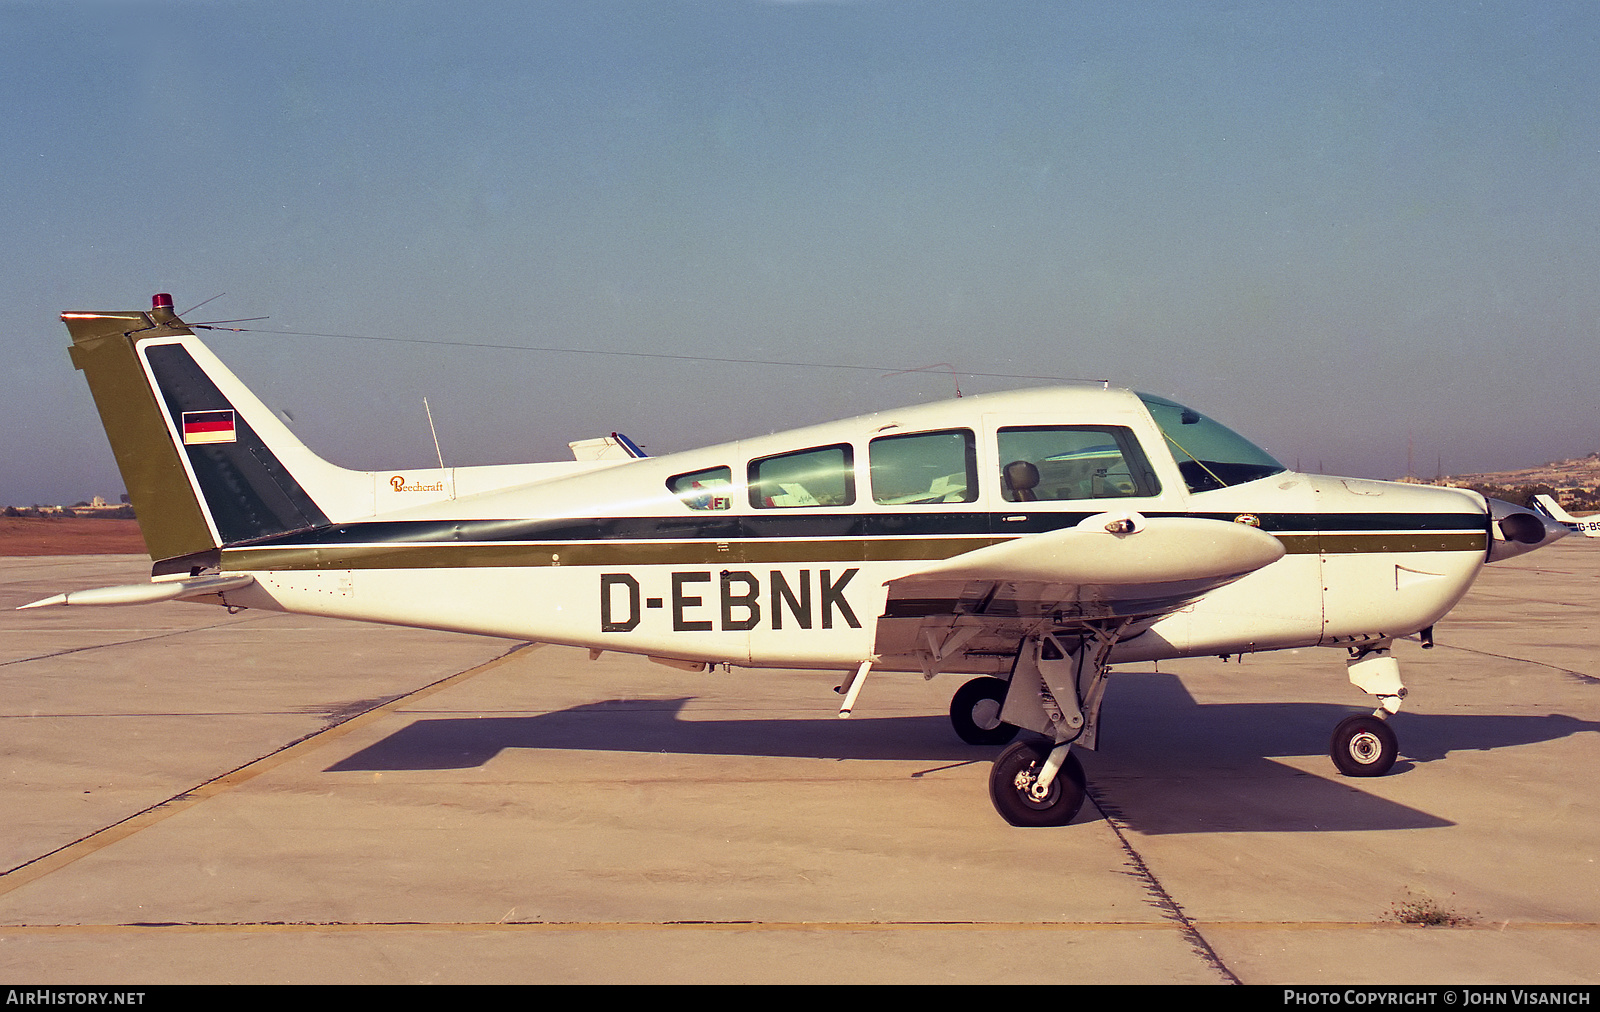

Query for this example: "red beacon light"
[152,293,174,311]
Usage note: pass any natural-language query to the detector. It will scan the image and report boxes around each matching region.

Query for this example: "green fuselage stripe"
[220,531,1488,572]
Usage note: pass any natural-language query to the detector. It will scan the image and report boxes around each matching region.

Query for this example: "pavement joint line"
[0,616,268,668]
[1429,641,1598,683]
[1085,783,1242,985]
[4,920,1595,934]
[0,642,537,896]
[0,920,1189,933]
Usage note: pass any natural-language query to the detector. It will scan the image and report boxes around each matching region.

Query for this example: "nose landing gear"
[1330,640,1406,777]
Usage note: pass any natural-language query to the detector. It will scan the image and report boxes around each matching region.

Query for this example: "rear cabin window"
[997,426,1160,502]
[749,444,855,508]
[668,466,733,511]
[869,429,978,504]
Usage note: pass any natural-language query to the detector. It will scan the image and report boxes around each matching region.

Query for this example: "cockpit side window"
[1137,394,1286,492]
[749,444,855,508]
[869,429,977,505]
[996,426,1160,502]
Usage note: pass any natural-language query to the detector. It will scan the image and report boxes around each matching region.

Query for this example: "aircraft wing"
[873,512,1285,668]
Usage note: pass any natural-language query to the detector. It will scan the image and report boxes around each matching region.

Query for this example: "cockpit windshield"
[1137,394,1286,493]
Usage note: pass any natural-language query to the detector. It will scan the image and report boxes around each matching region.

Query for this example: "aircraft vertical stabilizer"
[63,295,369,567]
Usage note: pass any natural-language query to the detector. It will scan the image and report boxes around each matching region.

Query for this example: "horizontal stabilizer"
[18,574,255,610]
[568,433,649,461]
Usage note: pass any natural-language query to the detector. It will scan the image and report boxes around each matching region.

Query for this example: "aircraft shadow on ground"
[326,671,1597,835]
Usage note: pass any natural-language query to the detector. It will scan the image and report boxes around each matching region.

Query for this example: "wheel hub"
[1013,765,1055,804]
[1348,731,1382,763]
[971,699,1002,730]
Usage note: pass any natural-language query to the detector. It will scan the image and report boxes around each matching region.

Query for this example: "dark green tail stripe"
[143,343,330,544]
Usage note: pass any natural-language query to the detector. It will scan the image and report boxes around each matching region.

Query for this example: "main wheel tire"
[1329,714,1399,777]
[950,677,1020,746]
[988,740,1087,827]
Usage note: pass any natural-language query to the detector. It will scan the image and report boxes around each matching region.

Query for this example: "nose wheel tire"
[950,676,1020,746]
[988,740,1087,827]
[1330,714,1399,777]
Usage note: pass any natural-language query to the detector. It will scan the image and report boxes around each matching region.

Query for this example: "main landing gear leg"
[987,627,1122,827]
[1330,640,1405,777]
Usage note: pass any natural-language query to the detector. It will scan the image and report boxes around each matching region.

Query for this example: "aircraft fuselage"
[206,387,1492,674]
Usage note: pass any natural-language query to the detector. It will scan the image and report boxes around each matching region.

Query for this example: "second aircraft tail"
[1530,494,1600,537]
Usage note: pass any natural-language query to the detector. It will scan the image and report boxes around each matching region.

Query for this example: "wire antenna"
[193,316,270,327]
[880,362,963,397]
[203,325,1091,386]
[178,293,228,317]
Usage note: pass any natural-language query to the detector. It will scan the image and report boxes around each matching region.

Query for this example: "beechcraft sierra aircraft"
[26,294,1571,826]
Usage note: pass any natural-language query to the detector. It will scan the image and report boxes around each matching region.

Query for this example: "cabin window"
[869,429,978,504]
[668,467,734,511]
[749,444,855,508]
[997,426,1160,502]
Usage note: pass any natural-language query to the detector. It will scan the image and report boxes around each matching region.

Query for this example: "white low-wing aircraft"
[26,295,1571,826]
[1531,494,1600,538]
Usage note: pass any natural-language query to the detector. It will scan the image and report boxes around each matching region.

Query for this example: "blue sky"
[4,1,1597,505]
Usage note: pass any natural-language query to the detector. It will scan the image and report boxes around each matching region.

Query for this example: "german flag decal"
[182,409,236,445]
